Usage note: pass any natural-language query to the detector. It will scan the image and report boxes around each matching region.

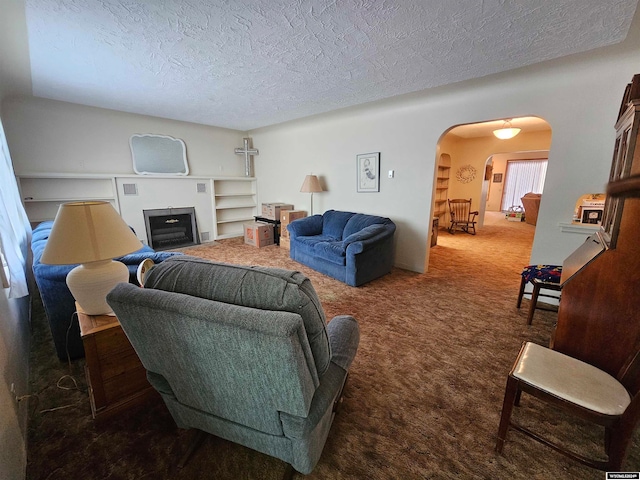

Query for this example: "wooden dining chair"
[495,341,640,471]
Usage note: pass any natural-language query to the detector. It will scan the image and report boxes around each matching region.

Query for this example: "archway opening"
[426,116,552,271]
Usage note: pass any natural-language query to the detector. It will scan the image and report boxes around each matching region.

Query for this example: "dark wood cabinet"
[551,75,640,376]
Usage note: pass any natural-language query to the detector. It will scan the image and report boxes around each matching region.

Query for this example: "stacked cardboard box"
[244,222,274,248]
[261,203,294,220]
[279,209,307,249]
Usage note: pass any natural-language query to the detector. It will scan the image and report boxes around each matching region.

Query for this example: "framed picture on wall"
[493,173,503,183]
[357,152,380,192]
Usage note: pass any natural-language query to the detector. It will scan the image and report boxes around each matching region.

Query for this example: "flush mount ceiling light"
[493,119,521,140]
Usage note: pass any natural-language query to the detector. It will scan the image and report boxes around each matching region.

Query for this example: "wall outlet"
[388,170,394,178]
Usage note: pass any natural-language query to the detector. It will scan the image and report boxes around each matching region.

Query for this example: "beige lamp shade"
[300,175,323,193]
[41,201,142,265]
[300,175,323,216]
[40,201,143,315]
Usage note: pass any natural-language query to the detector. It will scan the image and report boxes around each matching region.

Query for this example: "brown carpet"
[26,212,640,479]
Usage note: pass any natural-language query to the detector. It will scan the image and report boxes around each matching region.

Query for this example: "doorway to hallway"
[428,116,552,272]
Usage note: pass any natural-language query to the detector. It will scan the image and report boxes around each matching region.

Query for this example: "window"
[0,116,31,298]
[501,159,548,211]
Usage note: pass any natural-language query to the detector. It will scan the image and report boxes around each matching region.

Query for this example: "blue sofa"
[31,221,182,360]
[287,210,396,286]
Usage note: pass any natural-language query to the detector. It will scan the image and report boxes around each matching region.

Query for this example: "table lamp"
[40,201,142,315]
[300,174,323,215]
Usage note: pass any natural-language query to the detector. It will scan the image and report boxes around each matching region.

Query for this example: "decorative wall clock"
[456,164,477,184]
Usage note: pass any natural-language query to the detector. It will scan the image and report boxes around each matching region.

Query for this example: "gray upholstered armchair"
[106,256,360,476]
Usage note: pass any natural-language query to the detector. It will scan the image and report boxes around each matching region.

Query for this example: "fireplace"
[143,207,200,251]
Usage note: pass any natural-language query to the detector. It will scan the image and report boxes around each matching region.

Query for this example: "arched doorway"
[427,116,552,270]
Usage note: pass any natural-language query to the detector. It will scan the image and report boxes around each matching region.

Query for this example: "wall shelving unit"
[17,174,118,223]
[213,178,257,239]
[434,153,451,228]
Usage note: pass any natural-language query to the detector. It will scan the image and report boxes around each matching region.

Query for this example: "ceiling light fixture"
[493,119,521,140]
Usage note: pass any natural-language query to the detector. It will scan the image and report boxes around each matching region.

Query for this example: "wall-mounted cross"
[234,138,259,177]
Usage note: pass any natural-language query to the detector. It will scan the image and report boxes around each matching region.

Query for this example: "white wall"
[4,97,246,177]
[0,0,31,478]
[251,19,640,272]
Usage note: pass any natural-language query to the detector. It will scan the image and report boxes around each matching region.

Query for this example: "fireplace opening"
[143,207,200,251]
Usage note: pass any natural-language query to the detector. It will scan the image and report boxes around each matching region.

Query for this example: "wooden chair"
[495,341,640,471]
[447,198,478,235]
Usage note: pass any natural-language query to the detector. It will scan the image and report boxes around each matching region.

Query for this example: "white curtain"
[0,115,31,298]
[501,160,548,211]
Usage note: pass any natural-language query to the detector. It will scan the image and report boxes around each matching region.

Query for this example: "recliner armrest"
[280,315,359,443]
[327,315,359,372]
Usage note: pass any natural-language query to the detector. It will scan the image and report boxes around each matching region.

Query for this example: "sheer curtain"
[501,160,548,211]
[0,115,31,298]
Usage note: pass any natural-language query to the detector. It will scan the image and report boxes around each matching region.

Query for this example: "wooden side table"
[77,305,157,422]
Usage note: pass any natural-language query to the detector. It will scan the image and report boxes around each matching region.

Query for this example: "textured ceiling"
[25,0,639,131]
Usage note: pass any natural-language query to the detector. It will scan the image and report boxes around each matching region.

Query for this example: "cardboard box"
[506,212,525,222]
[261,203,294,220]
[280,209,307,224]
[279,235,290,250]
[244,222,274,248]
[280,210,307,240]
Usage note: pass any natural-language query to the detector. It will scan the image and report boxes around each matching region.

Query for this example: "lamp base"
[66,260,129,315]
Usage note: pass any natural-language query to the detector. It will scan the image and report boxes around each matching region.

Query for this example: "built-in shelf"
[433,154,451,229]
[17,174,119,223]
[213,178,257,239]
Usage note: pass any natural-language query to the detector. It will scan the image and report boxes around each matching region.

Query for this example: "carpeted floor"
[26,212,640,479]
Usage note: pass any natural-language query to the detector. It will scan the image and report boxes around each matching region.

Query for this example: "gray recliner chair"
[106,256,360,475]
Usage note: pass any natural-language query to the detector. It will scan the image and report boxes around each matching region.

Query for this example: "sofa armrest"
[342,224,386,247]
[287,215,323,237]
[345,224,395,255]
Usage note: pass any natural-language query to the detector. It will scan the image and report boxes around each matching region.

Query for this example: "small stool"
[517,265,562,325]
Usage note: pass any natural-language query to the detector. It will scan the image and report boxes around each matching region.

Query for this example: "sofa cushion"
[314,241,347,266]
[144,256,332,376]
[321,210,354,240]
[296,235,336,247]
[343,213,390,238]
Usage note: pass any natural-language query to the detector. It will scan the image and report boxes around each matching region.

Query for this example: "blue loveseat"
[31,221,182,360]
[287,210,396,286]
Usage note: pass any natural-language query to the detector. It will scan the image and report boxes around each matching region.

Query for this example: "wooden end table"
[77,305,158,422]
